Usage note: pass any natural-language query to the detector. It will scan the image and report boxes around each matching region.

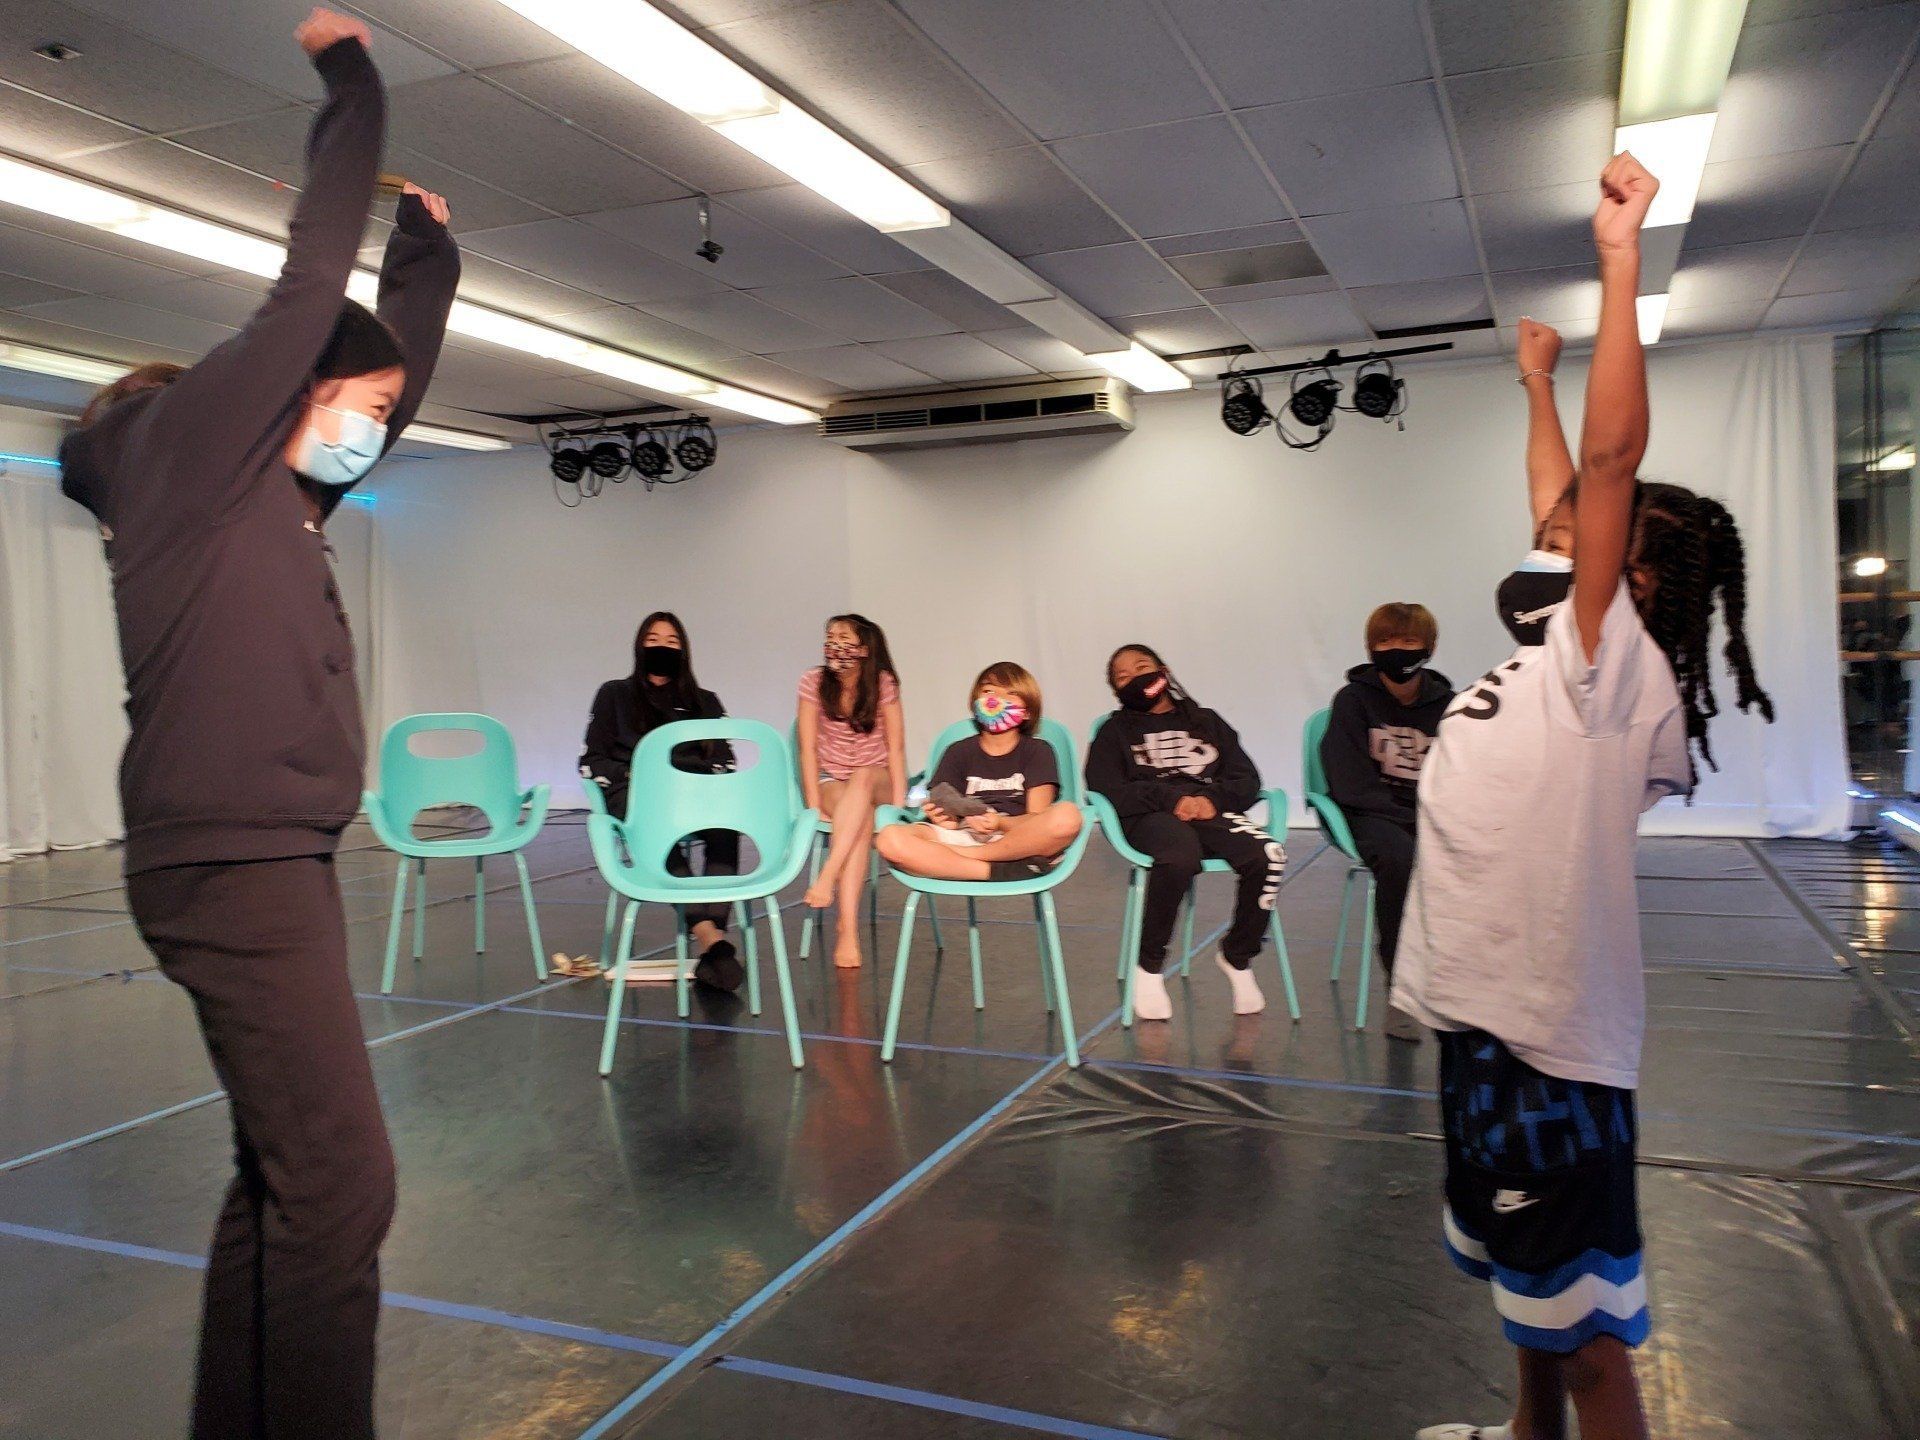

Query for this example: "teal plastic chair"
[364,713,549,995]
[871,716,1091,1066]
[579,777,763,1011]
[587,718,817,1071]
[1084,712,1299,1028]
[1303,707,1374,1031]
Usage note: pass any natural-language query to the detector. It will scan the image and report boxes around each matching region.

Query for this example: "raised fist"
[1593,151,1659,255]
[1517,317,1562,375]
[296,7,372,58]
[402,182,450,227]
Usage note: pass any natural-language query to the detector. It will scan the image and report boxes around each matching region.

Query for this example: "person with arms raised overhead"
[57,10,460,1437]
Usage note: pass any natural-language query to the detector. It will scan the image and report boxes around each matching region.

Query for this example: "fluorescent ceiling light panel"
[1870,445,1917,472]
[0,340,128,384]
[1084,341,1192,393]
[0,154,816,424]
[1619,0,1751,126]
[402,423,513,451]
[1636,292,1670,345]
[1854,555,1890,577]
[1614,114,1718,228]
[713,104,947,232]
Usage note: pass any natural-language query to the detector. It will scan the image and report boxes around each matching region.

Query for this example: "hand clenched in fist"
[296,7,372,58]
[402,182,451,227]
[1517,317,1562,377]
[1592,151,1659,256]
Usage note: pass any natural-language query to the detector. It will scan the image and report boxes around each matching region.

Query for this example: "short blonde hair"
[971,661,1042,734]
[1365,603,1438,649]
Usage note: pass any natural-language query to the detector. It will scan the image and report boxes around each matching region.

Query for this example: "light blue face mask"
[292,403,387,487]
[1517,548,1574,573]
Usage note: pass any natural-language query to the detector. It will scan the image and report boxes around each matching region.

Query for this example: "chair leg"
[1269,909,1300,1022]
[514,852,545,981]
[474,855,486,953]
[1355,873,1377,1032]
[599,901,642,1075]
[735,901,762,1016]
[1117,870,1139,981]
[412,857,428,959]
[799,834,823,959]
[762,897,804,1069]
[598,891,618,971]
[1033,893,1054,1013]
[966,897,984,1011]
[880,892,921,1062]
[381,856,409,995]
[867,848,880,930]
[1332,868,1356,981]
[674,913,692,1019]
[1120,878,1141,1028]
[928,895,944,951]
[1039,892,1079,1068]
[1179,883,1197,976]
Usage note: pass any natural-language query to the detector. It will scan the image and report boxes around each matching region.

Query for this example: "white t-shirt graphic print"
[1392,582,1689,1089]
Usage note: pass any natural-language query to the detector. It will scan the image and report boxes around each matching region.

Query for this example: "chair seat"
[377,822,544,859]
[593,812,816,907]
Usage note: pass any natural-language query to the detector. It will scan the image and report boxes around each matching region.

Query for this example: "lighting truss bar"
[1216,342,1453,382]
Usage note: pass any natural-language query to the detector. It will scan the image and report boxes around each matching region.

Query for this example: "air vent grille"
[821,387,1111,437]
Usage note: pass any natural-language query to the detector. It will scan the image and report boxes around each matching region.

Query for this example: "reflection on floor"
[2,817,1915,1438]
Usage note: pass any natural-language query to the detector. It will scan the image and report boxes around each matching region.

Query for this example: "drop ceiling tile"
[0,80,146,161]
[58,140,298,237]
[1167,239,1327,291]
[1194,274,1338,304]
[1025,244,1196,318]
[0,272,80,309]
[388,74,688,216]
[1819,134,1920,232]
[1240,82,1460,217]
[1498,316,1596,350]
[1764,285,1911,328]
[1119,307,1246,354]
[350,0,573,69]
[1445,51,1619,194]
[549,306,747,374]
[451,251,614,321]
[1876,52,1920,138]
[172,106,313,178]
[1213,290,1370,349]
[1783,226,1920,296]
[479,54,789,197]
[1050,117,1290,240]
[673,0,820,22]
[1428,0,1627,72]
[750,277,954,341]
[0,0,293,131]
[707,0,1030,166]
[973,326,1098,375]
[460,219,730,307]
[762,344,937,391]
[532,373,667,411]
[720,186,924,275]
[905,148,1130,257]
[893,0,1215,140]
[1167,0,1432,108]
[872,269,1018,331]
[1472,180,1601,272]
[1152,222,1306,258]
[1713,5,1920,161]
[1349,275,1491,331]
[701,353,841,406]
[580,197,850,288]
[377,149,553,235]
[870,333,1037,382]
[1435,328,1509,359]
[637,291,844,352]
[0,217,208,293]
[1488,265,1599,325]
[1305,198,1480,287]
[1686,145,1852,250]
[1661,300,1769,341]
[0,309,197,366]
[100,275,275,328]
[1668,238,1801,310]
[17,294,235,354]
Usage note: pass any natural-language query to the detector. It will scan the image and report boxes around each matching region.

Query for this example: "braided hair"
[1629,482,1775,778]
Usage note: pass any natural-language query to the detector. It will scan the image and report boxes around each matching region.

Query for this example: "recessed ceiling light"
[402,424,513,452]
[1083,341,1192,393]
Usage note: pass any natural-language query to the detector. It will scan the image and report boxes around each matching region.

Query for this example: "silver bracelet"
[1516,369,1553,385]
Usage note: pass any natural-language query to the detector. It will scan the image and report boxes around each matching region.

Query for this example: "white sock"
[1215,953,1265,1014]
[1131,966,1172,1021]
[1415,1425,1511,1440]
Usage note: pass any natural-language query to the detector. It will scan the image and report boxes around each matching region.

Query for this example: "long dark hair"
[1629,483,1774,776]
[628,610,700,719]
[1105,643,1216,739]
[817,613,896,734]
[79,362,186,426]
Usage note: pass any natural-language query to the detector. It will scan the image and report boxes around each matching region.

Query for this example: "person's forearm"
[1580,248,1647,484]
[1524,375,1575,525]
[377,194,460,446]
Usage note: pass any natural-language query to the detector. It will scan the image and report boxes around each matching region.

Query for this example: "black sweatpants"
[1122,811,1286,972]
[128,855,395,1440]
[1345,812,1416,977]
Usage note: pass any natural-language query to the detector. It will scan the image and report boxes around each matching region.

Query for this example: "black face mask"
[1116,669,1170,713]
[641,645,685,679]
[1496,570,1574,647]
[1370,647,1430,685]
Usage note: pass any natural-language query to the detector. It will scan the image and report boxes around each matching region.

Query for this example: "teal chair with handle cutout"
[1303,707,1375,1030]
[588,718,817,1071]
[1084,712,1299,1028]
[364,713,549,995]
[871,716,1089,1066]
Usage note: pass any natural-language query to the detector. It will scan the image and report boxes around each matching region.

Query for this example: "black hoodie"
[1320,663,1454,826]
[1084,705,1262,820]
[579,679,732,812]
[57,40,459,875]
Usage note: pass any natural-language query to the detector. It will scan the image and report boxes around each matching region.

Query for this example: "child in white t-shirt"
[1397,153,1775,1440]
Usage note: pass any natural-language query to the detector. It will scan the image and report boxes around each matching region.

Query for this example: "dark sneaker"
[986,856,1059,883]
[693,939,743,993]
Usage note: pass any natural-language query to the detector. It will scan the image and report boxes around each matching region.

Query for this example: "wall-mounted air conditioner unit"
[819,377,1134,451]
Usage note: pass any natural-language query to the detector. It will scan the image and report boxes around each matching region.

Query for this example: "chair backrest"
[626,718,798,871]
[1302,707,1333,797]
[377,713,526,836]
[923,716,1081,805]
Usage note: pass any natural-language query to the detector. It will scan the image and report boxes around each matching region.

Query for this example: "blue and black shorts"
[1437,1028,1648,1354]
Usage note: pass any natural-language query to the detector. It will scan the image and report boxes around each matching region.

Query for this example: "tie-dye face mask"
[973,693,1028,734]
[823,641,865,672]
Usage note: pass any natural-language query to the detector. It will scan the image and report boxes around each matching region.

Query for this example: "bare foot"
[804,879,834,908]
[833,934,863,969]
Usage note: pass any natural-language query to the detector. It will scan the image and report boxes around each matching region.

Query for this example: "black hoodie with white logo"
[1321,664,1454,826]
[1084,705,1262,820]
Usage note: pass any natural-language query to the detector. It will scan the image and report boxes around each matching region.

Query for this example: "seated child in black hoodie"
[1321,602,1453,1042]
[1086,645,1285,1022]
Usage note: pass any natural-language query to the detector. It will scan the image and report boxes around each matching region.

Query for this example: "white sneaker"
[1415,1425,1510,1439]
[1215,953,1265,1015]
[1131,966,1172,1021]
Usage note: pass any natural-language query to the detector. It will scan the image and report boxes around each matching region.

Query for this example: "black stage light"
[630,430,672,485]
[1288,373,1341,428]
[587,439,627,479]
[549,445,586,484]
[674,421,717,473]
[1221,374,1268,435]
[1351,356,1405,421]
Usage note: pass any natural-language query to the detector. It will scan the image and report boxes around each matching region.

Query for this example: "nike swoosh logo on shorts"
[1491,1189,1540,1213]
